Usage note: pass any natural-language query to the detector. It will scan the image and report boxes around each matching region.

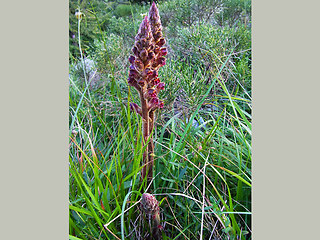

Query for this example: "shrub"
[216,0,251,27]
[114,4,133,17]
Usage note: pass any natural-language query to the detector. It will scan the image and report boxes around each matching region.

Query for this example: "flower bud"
[157,57,166,66]
[141,193,160,215]
[137,79,145,86]
[159,100,164,109]
[147,51,155,61]
[156,82,165,90]
[154,45,160,54]
[134,59,144,71]
[145,68,153,76]
[75,11,82,20]
[129,67,139,79]
[158,38,166,47]
[152,78,160,86]
[150,97,159,105]
[132,46,139,57]
[154,31,162,40]
[152,70,158,78]
[160,48,168,56]
[128,76,140,90]
[140,49,148,62]
[128,55,135,64]
[147,88,157,98]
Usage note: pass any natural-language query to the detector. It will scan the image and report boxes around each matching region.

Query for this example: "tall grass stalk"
[69,10,93,135]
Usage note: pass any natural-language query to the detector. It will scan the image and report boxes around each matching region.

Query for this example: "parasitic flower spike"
[141,193,163,235]
[127,1,167,186]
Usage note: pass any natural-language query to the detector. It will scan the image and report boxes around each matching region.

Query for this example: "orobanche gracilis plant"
[128,2,167,185]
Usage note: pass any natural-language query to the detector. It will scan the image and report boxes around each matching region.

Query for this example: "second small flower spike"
[141,193,160,215]
[141,193,163,234]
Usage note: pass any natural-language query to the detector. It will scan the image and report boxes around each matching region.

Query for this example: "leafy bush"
[216,0,251,26]
[167,21,251,98]
[160,0,224,27]
[114,4,133,17]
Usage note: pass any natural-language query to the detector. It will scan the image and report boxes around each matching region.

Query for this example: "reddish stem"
[140,87,150,183]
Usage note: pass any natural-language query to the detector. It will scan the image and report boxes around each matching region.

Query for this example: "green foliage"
[159,0,224,27]
[69,0,113,59]
[216,0,251,26]
[114,4,133,17]
[166,21,251,102]
[69,0,252,239]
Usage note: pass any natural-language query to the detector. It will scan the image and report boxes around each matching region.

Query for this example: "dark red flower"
[160,48,167,56]
[147,51,155,61]
[134,59,144,71]
[158,38,166,47]
[129,68,139,79]
[156,82,165,90]
[152,70,158,78]
[128,55,135,64]
[132,46,139,56]
[137,79,145,86]
[152,78,160,86]
[157,57,166,66]
[145,68,153,76]
[159,100,164,109]
[147,88,157,98]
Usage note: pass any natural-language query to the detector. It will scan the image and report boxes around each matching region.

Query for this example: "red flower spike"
[127,2,167,185]
[141,193,160,215]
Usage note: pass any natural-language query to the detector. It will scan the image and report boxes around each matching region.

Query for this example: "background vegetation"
[69,0,251,239]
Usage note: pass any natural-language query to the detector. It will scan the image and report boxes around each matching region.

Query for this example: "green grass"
[69,0,251,239]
